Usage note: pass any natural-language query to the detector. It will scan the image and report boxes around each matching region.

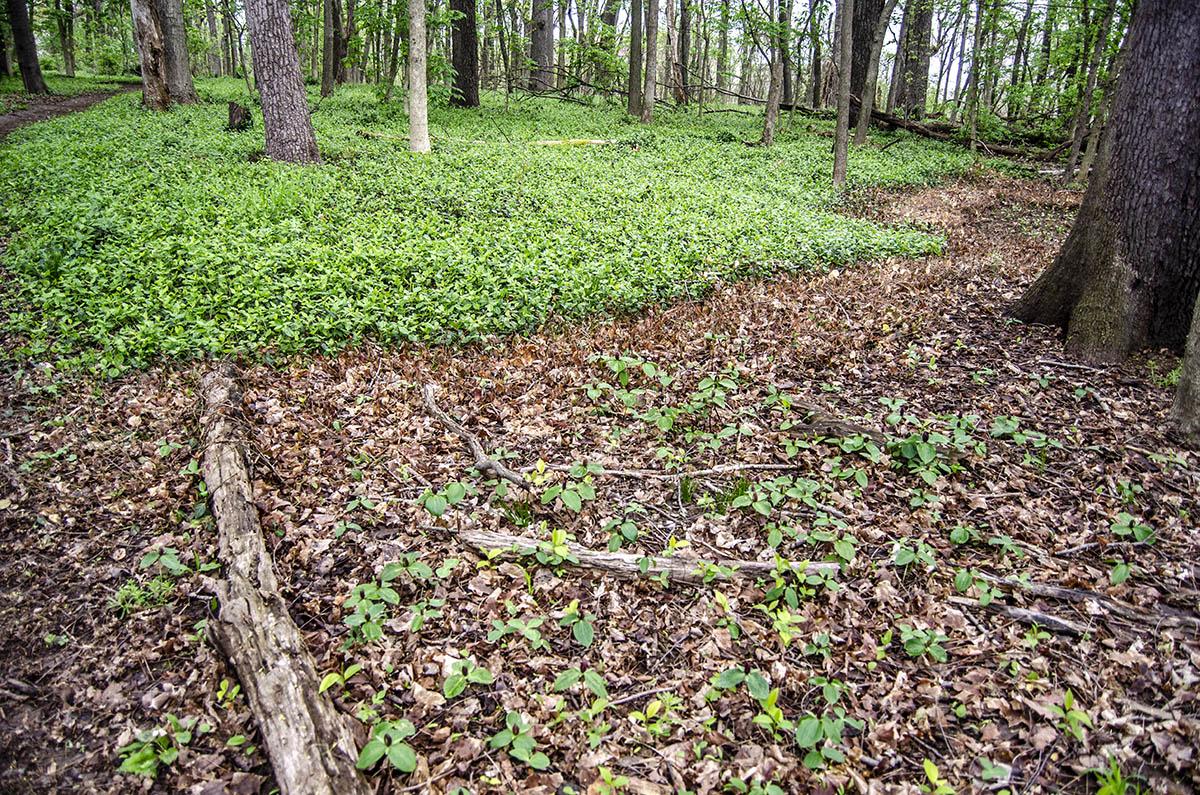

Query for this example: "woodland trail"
[0,84,138,141]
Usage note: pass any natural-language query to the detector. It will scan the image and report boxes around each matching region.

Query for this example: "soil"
[0,175,1197,794]
[0,85,137,141]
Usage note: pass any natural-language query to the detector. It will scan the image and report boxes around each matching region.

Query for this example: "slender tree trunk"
[408,0,431,151]
[715,0,728,98]
[205,0,223,74]
[677,0,690,101]
[530,0,553,87]
[627,0,644,114]
[494,0,511,92]
[321,0,337,94]
[0,27,11,78]
[383,0,402,99]
[853,0,897,143]
[832,0,853,187]
[965,0,982,149]
[222,0,235,74]
[639,0,658,121]
[948,0,967,122]
[556,0,566,87]
[245,0,321,161]
[1173,306,1200,446]
[808,0,821,107]
[760,0,783,144]
[885,0,909,112]
[55,0,77,76]
[7,0,49,93]
[130,0,171,107]
[1063,0,1115,182]
[1011,0,1200,362]
[779,0,793,105]
[451,0,480,104]
[1006,0,1032,118]
[155,0,197,102]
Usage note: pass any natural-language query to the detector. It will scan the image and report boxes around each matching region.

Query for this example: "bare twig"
[421,384,528,490]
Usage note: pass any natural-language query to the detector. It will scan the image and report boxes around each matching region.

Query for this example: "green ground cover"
[0,79,974,374]
[0,72,139,111]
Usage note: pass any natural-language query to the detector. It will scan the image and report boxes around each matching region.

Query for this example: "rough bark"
[408,0,431,152]
[807,0,820,107]
[7,0,49,94]
[832,0,853,187]
[205,0,223,74]
[1011,0,1200,361]
[965,0,982,149]
[199,368,369,795]
[884,0,908,112]
[677,0,690,102]
[627,0,643,115]
[852,0,897,144]
[1172,306,1200,447]
[246,0,322,162]
[54,0,77,76]
[0,27,10,78]
[155,0,197,102]
[849,0,882,107]
[321,0,338,95]
[896,0,930,117]
[639,0,658,122]
[450,0,479,105]
[759,21,783,144]
[530,0,554,88]
[130,0,171,109]
[715,0,728,97]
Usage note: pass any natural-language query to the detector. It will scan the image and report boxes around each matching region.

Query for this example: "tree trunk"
[451,0,479,104]
[832,0,853,187]
[849,0,882,108]
[7,0,49,93]
[885,0,909,112]
[0,27,11,78]
[808,0,821,107]
[1172,306,1200,446]
[898,0,931,117]
[530,0,553,88]
[155,0,197,102]
[760,0,783,145]
[1063,0,1115,182]
[246,0,322,162]
[715,0,728,98]
[965,0,982,149]
[55,0,77,76]
[779,0,792,105]
[321,0,336,94]
[205,0,223,74]
[1006,0,1033,118]
[639,0,658,121]
[130,0,171,108]
[627,0,643,114]
[677,0,690,101]
[408,0,431,151]
[597,0,621,86]
[1011,0,1200,362]
[853,0,897,143]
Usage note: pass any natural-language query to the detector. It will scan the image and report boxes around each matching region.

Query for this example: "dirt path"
[0,85,138,141]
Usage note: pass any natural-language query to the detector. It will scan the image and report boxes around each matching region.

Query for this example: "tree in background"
[1010,0,1199,438]
[853,0,897,144]
[245,0,322,161]
[408,0,431,151]
[451,0,480,106]
[639,0,658,121]
[6,0,49,93]
[529,0,553,88]
[832,0,853,187]
[130,0,171,108]
[627,0,643,115]
[156,0,196,101]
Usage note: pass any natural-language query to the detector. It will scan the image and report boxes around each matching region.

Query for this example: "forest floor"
[0,86,135,140]
[1,171,1197,794]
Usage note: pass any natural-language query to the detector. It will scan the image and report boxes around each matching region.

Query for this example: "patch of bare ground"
[1,174,1197,794]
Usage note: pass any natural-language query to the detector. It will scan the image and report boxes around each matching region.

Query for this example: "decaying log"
[200,366,369,795]
[455,527,840,584]
[866,105,1068,161]
[979,573,1200,633]
[422,383,529,489]
[227,101,251,131]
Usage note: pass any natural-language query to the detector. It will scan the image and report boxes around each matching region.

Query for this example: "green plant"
[487,615,549,650]
[489,711,550,770]
[794,706,862,769]
[629,693,683,739]
[892,538,937,571]
[1090,757,1146,794]
[1110,512,1154,543]
[319,663,364,694]
[442,657,494,698]
[109,576,174,617]
[356,718,418,773]
[558,598,597,647]
[920,759,955,794]
[342,568,403,645]
[594,766,630,794]
[553,666,609,699]
[420,481,471,516]
[1047,689,1092,743]
[540,461,601,512]
[534,526,581,567]
[117,714,206,778]
[897,624,949,662]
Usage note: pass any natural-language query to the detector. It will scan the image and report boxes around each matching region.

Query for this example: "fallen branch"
[947,595,1089,635]
[979,573,1200,633]
[358,129,616,146]
[201,366,369,795]
[455,527,839,584]
[422,384,529,490]
[866,105,1067,161]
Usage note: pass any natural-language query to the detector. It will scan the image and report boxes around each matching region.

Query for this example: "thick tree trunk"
[897,0,931,117]
[154,0,197,102]
[1011,0,1200,361]
[450,0,479,105]
[639,0,658,121]
[1173,307,1200,446]
[408,0,431,151]
[530,0,554,88]
[627,0,643,115]
[246,0,322,162]
[131,0,171,108]
[7,0,49,93]
[849,0,882,108]
[853,0,897,144]
[832,0,853,187]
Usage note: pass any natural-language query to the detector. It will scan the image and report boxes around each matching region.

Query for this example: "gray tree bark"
[155,0,197,102]
[131,0,172,108]
[1172,306,1200,447]
[832,0,853,187]
[408,0,431,151]
[530,0,554,87]
[7,0,49,93]
[245,0,322,162]
[627,0,644,115]
[639,0,659,121]
[853,0,897,143]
